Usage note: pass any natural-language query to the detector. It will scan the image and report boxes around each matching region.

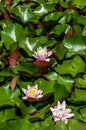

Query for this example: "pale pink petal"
[22,96,27,99]
[53,111,58,116]
[50,100,74,124]
[45,58,50,62]
[34,84,38,89]
[27,85,31,89]
[67,113,74,118]
[37,47,42,51]
[22,88,27,95]
[63,119,68,124]
[33,54,38,58]
[57,101,62,109]
[37,90,43,94]
[48,51,52,56]
[62,100,66,109]
[33,47,52,62]
[29,95,36,98]
[22,84,43,100]
[50,107,55,112]
[54,118,60,122]
[66,108,71,113]
[37,94,43,98]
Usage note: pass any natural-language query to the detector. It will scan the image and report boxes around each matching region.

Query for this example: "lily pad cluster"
[0,0,86,130]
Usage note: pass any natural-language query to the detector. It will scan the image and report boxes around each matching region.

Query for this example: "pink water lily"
[50,100,74,124]
[33,47,52,62]
[22,84,43,100]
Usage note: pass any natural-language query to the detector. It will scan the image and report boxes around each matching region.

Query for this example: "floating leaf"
[57,75,74,92]
[40,116,54,130]
[0,70,13,77]
[44,12,63,21]
[0,85,20,106]
[0,108,17,123]
[62,36,86,56]
[34,78,55,95]
[75,88,86,101]
[82,26,86,36]
[53,43,67,60]
[12,63,39,75]
[11,5,39,23]
[19,36,48,56]
[54,83,68,101]
[76,75,86,89]
[55,56,85,77]
[76,16,86,25]
[44,72,58,80]
[34,4,48,16]
[51,24,67,35]
[55,121,68,130]
[68,119,86,130]
[72,0,86,8]
[47,0,59,4]
[80,107,86,123]
[32,0,45,4]
[0,119,40,130]
[1,23,23,49]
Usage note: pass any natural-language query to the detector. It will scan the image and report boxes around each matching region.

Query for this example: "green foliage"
[0,0,86,129]
[55,55,85,77]
[62,36,86,56]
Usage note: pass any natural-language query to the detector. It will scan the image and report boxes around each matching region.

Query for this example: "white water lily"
[50,100,74,124]
[22,84,43,100]
[33,47,52,62]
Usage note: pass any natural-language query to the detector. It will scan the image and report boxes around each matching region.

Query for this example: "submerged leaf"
[9,48,20,67]
[10,75,17,90]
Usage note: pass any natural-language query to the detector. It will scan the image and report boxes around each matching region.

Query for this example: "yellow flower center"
[59,108,63,112]
[38,50,46,55]
[28,88,37,95]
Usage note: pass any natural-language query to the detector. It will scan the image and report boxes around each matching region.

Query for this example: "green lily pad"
[75,88,86,101]
[44,12,63,21]
[51,24,67,35]
[72,0,86,8]
[68,119,86,130]
[1,22,23,49]
[19,36,48,56]
[0,108,18,123]
[79,107,86,123]
[0,119,40,130]
[11,5,39,23]
[40,116,54,130]
[62,36,86,57]
[57,75,74,92]
[53,43,67,60]
[76,16,86,25]
[55,55,85,77]
[76,75,86,89]
[34,78,55,95]
[54,83,69,101]
[0,85,20,106]
[12,63,39,75]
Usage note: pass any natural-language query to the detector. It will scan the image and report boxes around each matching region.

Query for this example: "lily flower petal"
[61,100,66,109]
[22,88,27,95]
[33,47,52,62]
[22,84,43,100]
[50,100,74,124]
